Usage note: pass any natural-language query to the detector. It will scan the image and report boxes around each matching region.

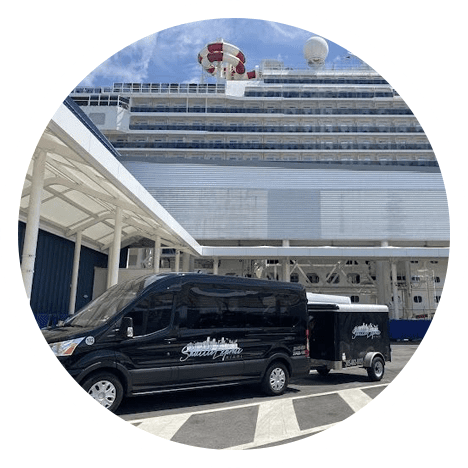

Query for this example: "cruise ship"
[68,36,449,323]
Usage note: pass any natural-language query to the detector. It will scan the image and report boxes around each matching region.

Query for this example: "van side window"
[181,285,300,329]
[124,293,173,336]
[184,286,237,329]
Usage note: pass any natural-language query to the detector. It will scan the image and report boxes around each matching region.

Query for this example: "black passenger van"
[42,273,310,412]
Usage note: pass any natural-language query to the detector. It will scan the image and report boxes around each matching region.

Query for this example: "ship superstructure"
[69,37,449,320]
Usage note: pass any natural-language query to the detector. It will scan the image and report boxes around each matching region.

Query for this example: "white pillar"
[282,240,290,282]
[182,252,190,272]
[107,206,122,288]
[154,235,161,273]
[69,231,82,315]
[21,150,47,299]
[213,257,219,275]
[404,261,412,319]
[391,261,399,320]
[174,250,181,272]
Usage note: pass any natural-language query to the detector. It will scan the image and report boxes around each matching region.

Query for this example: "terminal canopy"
[19,99,202,256]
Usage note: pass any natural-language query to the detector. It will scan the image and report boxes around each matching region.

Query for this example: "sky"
[78,18,352,87]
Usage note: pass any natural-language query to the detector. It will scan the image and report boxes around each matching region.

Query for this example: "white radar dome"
[303,36,329,66]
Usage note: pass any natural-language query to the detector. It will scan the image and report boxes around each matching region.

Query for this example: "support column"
[174,250,180,273]
[21,150,47,299]
[182,252,190,272]
[154,235,161,273]
[376,241,391,306]
[404,261,412,319]
[282,240,290,282]
[213,257,219,275]
[69,231,82,315]
[391,261,399,320]
[107,206,122,288]
[282,259,290,282]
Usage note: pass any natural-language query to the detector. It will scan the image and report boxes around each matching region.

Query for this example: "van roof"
[129,272,307,292]
[167,272,306,290]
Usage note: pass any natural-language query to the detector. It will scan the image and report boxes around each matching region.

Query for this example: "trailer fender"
[363,352,385,368]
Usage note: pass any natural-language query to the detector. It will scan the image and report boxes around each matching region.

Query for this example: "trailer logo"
[352,323,381,339]
[180,337,243,362]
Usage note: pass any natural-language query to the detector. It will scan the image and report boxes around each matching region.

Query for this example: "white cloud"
[79,32,159,85]
[266,20,310,41]
[77,18,317,86]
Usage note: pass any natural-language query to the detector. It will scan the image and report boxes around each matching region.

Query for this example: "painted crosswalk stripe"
[338,388,373,412]
[136,413,192,441]
[253,398,301,445]
[125,384,388,448]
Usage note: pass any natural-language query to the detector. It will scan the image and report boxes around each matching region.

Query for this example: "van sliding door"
[175,283,245,385]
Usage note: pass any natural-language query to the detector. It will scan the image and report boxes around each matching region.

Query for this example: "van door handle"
[164,338,177,343]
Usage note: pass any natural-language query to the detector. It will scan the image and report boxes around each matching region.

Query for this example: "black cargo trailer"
[307,293,391,381]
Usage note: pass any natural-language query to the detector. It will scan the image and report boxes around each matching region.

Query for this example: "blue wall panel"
[389,319,431,341]
[18,222,111,322]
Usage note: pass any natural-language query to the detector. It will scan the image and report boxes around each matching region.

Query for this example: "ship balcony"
[129,106,414,116]
[128,123,424,134]
[111,140,433,152]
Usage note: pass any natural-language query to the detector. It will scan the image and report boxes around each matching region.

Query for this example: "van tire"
[262,362,289,396]
[316,368,331,376]
[367,356,385,381]
[82,372,124,413]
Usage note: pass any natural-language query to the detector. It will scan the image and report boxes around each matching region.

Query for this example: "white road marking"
[338,388,373,412]
[136,413,192,440]
[252,398,301,445]
[125,383,388,448]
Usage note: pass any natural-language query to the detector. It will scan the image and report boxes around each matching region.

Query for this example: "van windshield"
[60,275,165,329]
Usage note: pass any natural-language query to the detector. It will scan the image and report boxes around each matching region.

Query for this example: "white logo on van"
[85,336,95,345]
[180,337,243,362]
[352,323,381,339]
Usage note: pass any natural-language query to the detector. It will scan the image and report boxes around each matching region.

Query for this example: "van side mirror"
[120,316,134,339]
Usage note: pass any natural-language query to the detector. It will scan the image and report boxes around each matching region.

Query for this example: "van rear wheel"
[262,362,289,396]
[82,372,123,413]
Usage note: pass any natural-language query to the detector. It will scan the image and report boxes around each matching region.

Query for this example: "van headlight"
[49,337,85,356]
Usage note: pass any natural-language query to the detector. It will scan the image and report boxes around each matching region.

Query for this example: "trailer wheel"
[367,356,385,381]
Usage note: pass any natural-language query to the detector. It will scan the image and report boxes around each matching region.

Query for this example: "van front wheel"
[262,362,289,396]
[82,372,123,412]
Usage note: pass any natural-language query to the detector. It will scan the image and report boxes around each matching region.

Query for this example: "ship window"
[326,273,340,284]
[307,273,320,284]
[347,273,360,284]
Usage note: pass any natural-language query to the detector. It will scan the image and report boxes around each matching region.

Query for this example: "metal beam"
[200,246,449,259]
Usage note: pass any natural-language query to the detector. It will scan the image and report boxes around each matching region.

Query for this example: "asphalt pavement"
[117,343,417,449]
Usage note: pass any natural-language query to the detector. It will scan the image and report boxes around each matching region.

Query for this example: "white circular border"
[0,0,468,467]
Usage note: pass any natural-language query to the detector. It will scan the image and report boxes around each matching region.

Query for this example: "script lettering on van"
[352,323,381,339]
[180,337,243,362]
